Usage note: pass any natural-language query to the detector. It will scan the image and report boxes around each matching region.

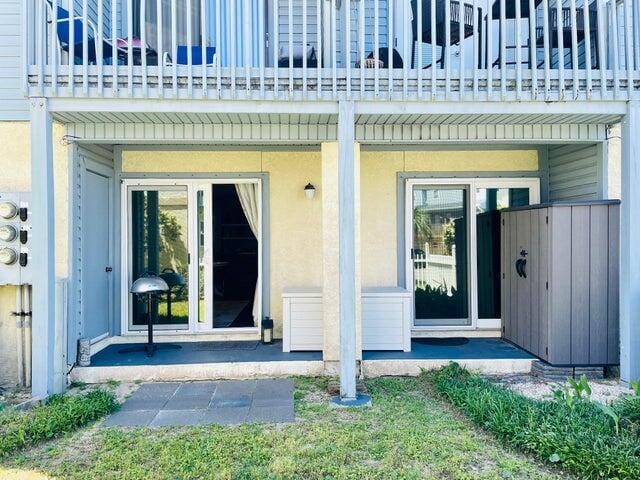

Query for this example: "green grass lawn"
[0,376,567,480]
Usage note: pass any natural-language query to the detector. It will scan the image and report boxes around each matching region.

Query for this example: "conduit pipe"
[23,284,32,388]
[15,286,24,386]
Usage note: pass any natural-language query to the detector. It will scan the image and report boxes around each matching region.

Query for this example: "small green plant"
[106,379,121,388]
[596,402,621,436]
[552,375,591,410]
[630,380,640,397]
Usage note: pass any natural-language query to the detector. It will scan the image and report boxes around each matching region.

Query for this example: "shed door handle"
[515,259,527,279]
[105,267,113,273]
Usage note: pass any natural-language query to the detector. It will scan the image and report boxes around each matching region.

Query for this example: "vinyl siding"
[0,0,26,120]
[335,0,389,67]
[547,143,603,201]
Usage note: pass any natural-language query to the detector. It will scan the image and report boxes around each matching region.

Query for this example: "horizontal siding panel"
[0,0,26,120]
[548,144,602,202]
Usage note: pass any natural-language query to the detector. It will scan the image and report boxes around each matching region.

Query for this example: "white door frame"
[405,177,540,331]
[120,178,263,336]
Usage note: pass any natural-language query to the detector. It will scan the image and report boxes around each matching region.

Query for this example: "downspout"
[23,284,32,388]
[15,285,24,386]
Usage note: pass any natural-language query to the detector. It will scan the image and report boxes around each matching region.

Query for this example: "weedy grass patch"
[427,363,640,480]
[0,389,118,457]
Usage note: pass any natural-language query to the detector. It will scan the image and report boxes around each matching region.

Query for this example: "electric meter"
[0,225,17,242]
[0,201,18,219]
[0,247,17,265]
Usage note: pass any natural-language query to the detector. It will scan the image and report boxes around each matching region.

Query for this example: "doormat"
[195,341,260,351]
[413,337,469,347]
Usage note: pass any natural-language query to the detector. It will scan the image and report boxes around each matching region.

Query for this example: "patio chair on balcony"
[490,0,544,68]
[277,44,318,68]
[534,2,599,69]
[410,0,483,69]
[163,46,217,67]
[43,0,126,65]
[356,47,404,69]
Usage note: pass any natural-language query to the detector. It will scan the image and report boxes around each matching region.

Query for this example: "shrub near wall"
[427,363,640,480]
[0,389,118,457]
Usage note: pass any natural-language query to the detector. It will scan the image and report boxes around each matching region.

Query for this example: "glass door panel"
[412,186,469,326]
[130,187,190,329]
[475,187,531,319]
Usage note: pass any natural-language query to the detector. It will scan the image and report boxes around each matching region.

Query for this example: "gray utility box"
[501,201,620,367]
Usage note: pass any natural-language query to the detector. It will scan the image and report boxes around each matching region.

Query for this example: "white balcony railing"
[25,0,640,101]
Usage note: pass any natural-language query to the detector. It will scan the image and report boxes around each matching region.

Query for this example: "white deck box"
[282,287,411,352]
[282,288,323,352]
[362,287,412,352]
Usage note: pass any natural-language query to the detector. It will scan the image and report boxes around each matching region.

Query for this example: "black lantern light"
[261,317,274,344]
[304,183,316,200]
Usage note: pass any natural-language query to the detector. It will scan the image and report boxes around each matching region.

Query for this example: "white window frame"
[405,177,540,331]
[120,178,262,336]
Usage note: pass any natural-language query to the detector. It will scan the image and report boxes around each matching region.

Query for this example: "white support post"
[30,98,56,397]
[620,101,640,385]
[338,100,358,401]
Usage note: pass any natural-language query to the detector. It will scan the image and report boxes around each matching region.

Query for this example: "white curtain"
[235,183,260,326]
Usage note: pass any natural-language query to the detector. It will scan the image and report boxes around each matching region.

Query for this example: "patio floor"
[363,338,535,361]
[90,339,322,367]
[90,338,532,367]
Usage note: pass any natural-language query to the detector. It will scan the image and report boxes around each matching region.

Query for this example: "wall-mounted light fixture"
[304,183,316,200]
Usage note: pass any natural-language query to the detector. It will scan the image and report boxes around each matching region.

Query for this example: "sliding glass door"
[407,179,539,329]
[125,180,262,334]
[411,186,470,326]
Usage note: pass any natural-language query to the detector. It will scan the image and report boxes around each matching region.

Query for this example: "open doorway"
[211,184,259,329]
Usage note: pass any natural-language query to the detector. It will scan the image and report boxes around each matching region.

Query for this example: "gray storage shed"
[501,201,620,366]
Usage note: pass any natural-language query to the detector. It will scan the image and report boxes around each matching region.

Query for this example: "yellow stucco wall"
[123,148,538,338]
[122,149,323,338]
[360,149,539,288]
[0,122,69,387]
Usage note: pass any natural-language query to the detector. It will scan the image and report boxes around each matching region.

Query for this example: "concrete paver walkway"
[102,379,294,427]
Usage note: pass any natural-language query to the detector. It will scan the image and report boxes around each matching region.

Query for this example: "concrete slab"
[164,395,214,410]
[102,410,159,428]
[200,407,250,425]
[210,394,252,408]
[150,409,210,427]
[103,379,295,427]
[175,381,218,396]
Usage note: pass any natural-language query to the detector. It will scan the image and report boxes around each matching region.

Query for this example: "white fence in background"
[25,0,640,101]
[413,246,457,291]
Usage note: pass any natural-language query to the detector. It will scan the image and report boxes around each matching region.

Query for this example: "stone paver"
[103,379,294,427]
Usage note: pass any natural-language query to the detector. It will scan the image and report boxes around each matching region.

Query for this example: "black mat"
[413,337,470,346]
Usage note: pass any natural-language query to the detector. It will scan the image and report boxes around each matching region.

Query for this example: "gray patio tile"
[135,382,181,397]
[164,394,213,410]
[150,409,208,427]
[201,407,250,425]
[174,381,218,396]
[102,409,159,428]
[213,379,256,395]
[210,393,252,408]
[252,395,294,408]
[119,395,172,411]
[246,405,295,424]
